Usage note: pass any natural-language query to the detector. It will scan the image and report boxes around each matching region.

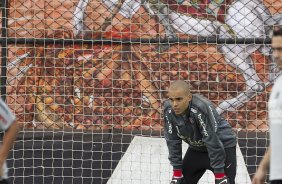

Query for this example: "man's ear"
[187,93,192,101]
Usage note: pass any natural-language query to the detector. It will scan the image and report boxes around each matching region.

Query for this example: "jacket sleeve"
[163,107,183,170]
[196,105,226,173]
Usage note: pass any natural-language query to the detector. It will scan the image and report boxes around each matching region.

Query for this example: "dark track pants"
[271,181,282,184]
[182,146,237,184]
[0,180,9,184]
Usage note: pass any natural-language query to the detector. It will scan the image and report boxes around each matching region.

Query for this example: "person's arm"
[0,120,19,160]
[163,102,184,183]
[0,99,19,177]
[0,120,19,176]
[197,104,229,183]
[252,147,271,184]
[164,112,182,166]
[197,108,226,173]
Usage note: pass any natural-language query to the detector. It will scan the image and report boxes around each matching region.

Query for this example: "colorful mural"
[4,0,282,131]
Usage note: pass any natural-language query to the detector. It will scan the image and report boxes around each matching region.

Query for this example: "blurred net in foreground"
[2,0,281,183]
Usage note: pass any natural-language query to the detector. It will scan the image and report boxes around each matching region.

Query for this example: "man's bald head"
[168,80,191,115]
[169,80,190,95]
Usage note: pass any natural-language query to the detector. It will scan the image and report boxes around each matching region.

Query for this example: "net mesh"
[1,0,281,183]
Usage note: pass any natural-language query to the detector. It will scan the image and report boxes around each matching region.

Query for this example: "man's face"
[272,36,282,70]
[168,89,192,115]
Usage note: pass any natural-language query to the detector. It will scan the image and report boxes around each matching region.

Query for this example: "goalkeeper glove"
[170,170,185,184]
[215,173,230,184]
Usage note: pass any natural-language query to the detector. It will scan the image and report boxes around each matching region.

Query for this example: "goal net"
[1,0,278,183]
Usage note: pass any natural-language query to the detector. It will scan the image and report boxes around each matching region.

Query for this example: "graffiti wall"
[4,0,282,131]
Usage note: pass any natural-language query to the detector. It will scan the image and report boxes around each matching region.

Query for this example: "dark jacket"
[163,94,237,173]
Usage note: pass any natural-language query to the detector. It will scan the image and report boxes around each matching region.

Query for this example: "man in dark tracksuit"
[164,80,237,184]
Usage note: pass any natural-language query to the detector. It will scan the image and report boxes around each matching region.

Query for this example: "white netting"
[2,0,281,183]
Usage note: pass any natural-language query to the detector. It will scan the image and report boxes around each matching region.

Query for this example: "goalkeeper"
[0,98,19,184]
[163,80,237,184]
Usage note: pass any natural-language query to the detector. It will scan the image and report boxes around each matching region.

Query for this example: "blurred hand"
[252,167,267,184]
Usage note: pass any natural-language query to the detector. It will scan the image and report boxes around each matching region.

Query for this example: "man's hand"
[252,167,267,184]
[215,176,230,184]
[252,148,270,184]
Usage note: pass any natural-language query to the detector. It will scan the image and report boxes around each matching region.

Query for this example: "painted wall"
[3,0,282,131]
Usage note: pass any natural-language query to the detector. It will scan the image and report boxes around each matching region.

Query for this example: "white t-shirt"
[0,98,16,180]
[269,74,282,181]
